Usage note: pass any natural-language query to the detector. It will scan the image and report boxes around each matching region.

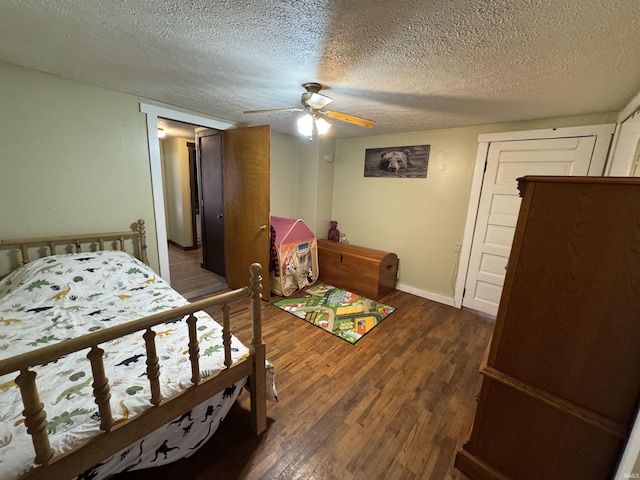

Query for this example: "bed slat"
[20,245,30,264]
[143,328,163,406]
[187,313,201,385]
[15,368,54,464]
[87,346,114,432]
[222,304,232,369]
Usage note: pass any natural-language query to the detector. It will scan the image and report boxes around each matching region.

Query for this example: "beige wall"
[296,137,336,236]
[161,137,194,248]
[270,132,300,218]
[0,62,307,275]
[0,60,619,301]
[313,138,336,236]
[332,112,617,301]
[271,133,335,237]
[0,61,160,272]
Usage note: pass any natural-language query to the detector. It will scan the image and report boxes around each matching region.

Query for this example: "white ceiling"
[2,0,640,139]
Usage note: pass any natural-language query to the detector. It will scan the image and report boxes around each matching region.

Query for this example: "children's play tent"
[270,216,318,296]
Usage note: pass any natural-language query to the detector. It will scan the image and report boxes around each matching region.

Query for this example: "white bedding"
[0,251,249,479]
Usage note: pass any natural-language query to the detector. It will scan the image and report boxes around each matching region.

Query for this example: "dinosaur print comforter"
[0,250,249,479]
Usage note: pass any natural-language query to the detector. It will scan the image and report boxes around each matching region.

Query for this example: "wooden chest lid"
[317,239,397,263]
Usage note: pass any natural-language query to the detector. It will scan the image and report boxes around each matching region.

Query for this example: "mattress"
[0,250,250,479]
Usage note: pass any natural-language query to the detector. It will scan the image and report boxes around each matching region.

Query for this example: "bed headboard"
[0,219,148,278]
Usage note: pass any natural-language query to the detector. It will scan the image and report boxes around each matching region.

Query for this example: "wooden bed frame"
[0,219,267,480]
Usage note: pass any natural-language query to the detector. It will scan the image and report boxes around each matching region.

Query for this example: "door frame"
[140,103,234,282]
[186,141,199,249]
[453,124,615,309]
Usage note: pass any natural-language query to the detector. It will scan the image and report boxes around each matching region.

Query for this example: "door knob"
[259,224,268,231]
[217,213,223,219]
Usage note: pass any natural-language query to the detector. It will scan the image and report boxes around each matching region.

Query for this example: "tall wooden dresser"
[455,176,640,480]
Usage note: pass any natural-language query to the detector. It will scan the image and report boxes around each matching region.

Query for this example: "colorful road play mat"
[273,284,395,344]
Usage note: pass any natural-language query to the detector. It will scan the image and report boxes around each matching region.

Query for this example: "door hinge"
[483,160,488,173]
[463,288,466,298]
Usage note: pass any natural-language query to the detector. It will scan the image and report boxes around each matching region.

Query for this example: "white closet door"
[609,111,640,176]
[463,136,596,315]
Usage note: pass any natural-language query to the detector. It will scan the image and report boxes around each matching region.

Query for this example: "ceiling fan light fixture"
[297,112,314,137]
[315,117,331,135]
[245,82,374,137]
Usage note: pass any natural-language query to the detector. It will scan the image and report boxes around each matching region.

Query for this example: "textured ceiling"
[2,0,640,138]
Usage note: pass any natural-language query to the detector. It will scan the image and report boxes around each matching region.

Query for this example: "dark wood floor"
[168,243,228,299]
[116,280,494,480]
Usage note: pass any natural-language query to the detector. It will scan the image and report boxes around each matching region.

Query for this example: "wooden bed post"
[137,219,149,265]
[249,263,267,435]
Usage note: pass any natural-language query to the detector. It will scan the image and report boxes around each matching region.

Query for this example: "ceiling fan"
[243,82,376,137]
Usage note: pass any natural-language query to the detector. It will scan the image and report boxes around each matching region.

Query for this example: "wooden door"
[197,129,226,276]
[223,125,271,299]
[463,136,596,315]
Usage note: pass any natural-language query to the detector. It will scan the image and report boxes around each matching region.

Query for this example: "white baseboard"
[395,283,456,307]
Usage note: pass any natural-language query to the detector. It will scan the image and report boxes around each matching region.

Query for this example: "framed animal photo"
[364,144,430,178]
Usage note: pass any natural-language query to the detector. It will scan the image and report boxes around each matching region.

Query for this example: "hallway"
[168,244,227,300]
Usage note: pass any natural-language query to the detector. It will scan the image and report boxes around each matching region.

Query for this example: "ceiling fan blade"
[243,107,303,114]
[322,110,376,128]
[302,92,333,110]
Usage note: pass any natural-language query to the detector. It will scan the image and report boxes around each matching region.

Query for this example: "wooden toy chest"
[317,239,398,300]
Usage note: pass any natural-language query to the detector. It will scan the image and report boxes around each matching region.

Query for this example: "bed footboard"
[0,263,266,480]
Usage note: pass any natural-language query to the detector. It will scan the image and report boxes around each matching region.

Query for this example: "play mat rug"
[273,284,395,344]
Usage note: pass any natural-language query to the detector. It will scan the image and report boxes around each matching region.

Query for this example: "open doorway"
[141,103,272,300]
[157,118,228,299]
[140,102,235,284]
